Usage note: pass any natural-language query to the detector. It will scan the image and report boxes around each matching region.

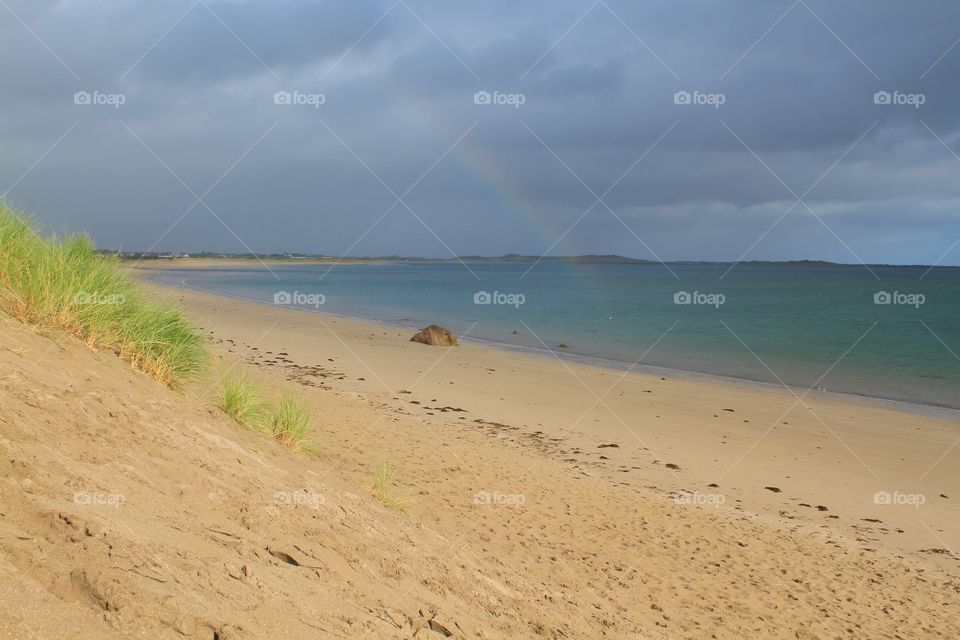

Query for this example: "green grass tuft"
[217,373,267,429]
[0,203,207,388]
[216,373,318,454]
[368,463,408,512]
[265,393,314,453]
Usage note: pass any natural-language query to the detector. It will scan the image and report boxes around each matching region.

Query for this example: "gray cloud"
[2,0,960,264]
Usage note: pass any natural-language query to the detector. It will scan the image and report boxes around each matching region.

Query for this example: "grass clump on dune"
[265,392,314,453]
[369,463,408,512]
[217,373,268,429]
[0,203,207,388]
[215,374,317,453]
[215,373,318,454]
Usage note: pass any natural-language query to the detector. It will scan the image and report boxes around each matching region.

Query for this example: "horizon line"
[107,250,959,269]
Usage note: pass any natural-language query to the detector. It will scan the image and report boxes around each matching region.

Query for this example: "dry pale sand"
[1,282,958,639]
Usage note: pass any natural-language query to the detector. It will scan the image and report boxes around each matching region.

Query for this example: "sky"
[1,0,959,265]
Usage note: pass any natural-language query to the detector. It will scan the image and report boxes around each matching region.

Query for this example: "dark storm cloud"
[2,0,960,264]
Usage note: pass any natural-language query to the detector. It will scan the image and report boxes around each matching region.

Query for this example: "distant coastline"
[117,251,958,270]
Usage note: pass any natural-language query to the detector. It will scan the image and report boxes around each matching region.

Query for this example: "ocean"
[146,261,960,410]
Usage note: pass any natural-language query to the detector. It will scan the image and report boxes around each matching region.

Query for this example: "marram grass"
[265,392,314,454]
[369,463,408,512]
[217,373,268,428]
[216,373,317,453]
[0,203,207,388]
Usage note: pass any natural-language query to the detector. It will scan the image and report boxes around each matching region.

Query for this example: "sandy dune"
[1,285,958,639]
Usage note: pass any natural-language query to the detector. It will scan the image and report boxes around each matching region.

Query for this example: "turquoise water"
[148,262,960,409]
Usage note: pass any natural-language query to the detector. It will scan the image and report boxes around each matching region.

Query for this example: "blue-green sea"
[147,262,960,410]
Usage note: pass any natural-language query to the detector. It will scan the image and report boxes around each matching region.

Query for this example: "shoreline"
[145,274,960,421]
[147,278,960,574]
